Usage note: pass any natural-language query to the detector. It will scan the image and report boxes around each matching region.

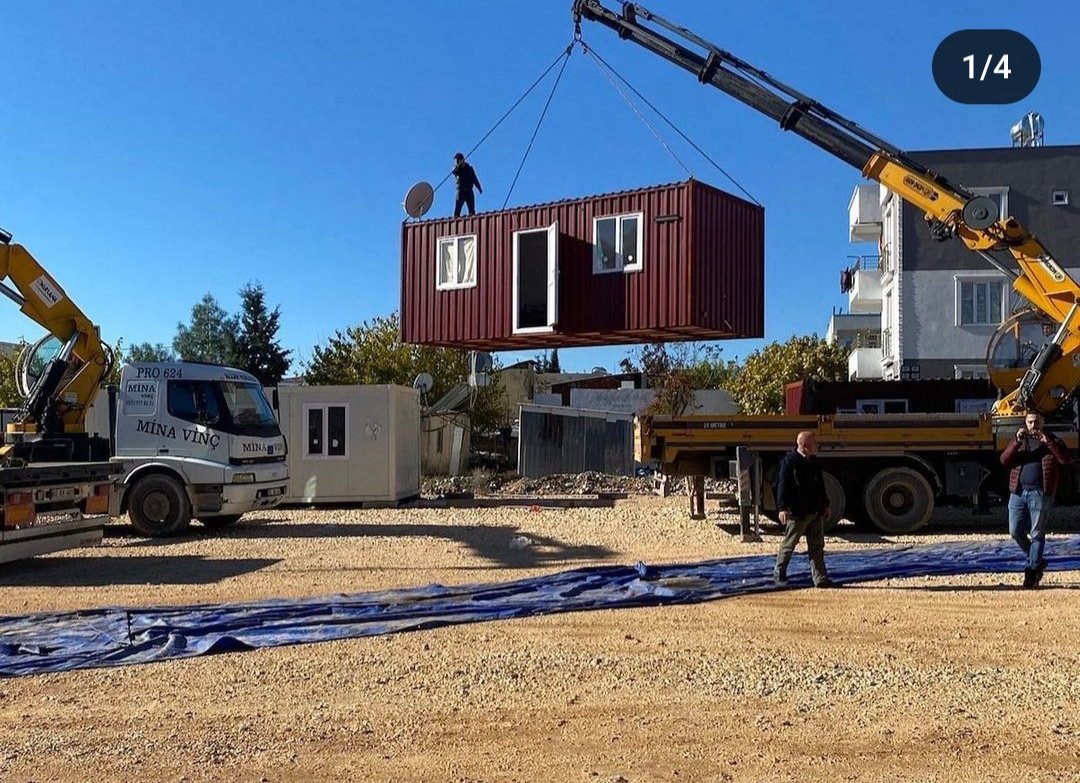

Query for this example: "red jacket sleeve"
[1000,439,1022,467]
[1046,435,1071,465]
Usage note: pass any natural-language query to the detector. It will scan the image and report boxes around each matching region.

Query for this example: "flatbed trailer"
[635,412,1080,534]
[0,461,122,564]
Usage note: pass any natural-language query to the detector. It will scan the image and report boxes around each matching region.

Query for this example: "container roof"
[402,177,756,226]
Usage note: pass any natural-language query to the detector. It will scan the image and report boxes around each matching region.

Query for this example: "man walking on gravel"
[1000,411,1070,589]
[773,430,838,588]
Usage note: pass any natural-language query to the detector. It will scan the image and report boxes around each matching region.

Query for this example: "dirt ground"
[1,496,1078,783]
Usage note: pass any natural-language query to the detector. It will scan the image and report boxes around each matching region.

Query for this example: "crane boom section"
[0,241,107,434]
[573,0,1080,415]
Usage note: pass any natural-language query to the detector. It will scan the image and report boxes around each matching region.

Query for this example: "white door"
[547,219,559,327]
[512,222,559,334]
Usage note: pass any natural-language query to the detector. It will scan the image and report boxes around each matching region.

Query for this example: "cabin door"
[512,220,559,334]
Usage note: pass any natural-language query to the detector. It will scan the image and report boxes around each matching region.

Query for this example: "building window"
[855,399,909,414]
[958,279,1004,325]
[436,234,477,290]
[955,365,989,380]
[593,212,643,274]
[956,398,994,413]
[304,403,349,459]
[1053,189,1070,206]
[969,186,1009,220]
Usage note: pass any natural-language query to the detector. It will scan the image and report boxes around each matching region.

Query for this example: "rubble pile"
[420,475,474,497]
[497,472,654,496]
[421,472,737,498]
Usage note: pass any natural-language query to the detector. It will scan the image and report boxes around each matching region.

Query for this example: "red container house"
[399,178,764,351]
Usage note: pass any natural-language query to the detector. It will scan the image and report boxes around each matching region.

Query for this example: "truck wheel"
[821,471,845,533]
[863,467,934,534]
[198,514,242,529]
[128,474,192,537]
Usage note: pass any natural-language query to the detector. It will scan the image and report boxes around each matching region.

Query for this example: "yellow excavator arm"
[0,230,111,440]
[573,0,1079,417]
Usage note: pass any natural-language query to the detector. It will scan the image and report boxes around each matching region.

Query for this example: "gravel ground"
[0,496,1078,782]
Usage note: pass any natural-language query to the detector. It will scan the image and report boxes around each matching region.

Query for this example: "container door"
[547,219,559,327]
[513,225,558,334]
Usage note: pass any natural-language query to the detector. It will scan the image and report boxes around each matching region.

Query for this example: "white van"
[100,362,289,536]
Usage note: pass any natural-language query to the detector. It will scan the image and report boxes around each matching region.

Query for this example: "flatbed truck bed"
[0,460,122,565]
[635,412,1079,534]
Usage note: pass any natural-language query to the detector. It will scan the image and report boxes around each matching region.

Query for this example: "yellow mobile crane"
[0,229,113,461]
[0,228,119,561]
[573,1,1080,533]
[0,228,289,545]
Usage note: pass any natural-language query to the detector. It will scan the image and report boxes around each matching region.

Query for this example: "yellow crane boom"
[0,230,111,447]
[573,0,1078,417]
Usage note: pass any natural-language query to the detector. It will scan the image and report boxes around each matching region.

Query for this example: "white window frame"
[1052,189,1070,206]
[302,402,350,460]
[954,365,989,380]
[955,398,995,413]
[970,186,1009,220]
[435,234,477,291]
[955,275,1006,326]
[512,221,559,335]
[592,211,644,274]
[855,398,909,414]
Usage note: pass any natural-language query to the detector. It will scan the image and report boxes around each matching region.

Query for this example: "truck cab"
[100,362,289,536]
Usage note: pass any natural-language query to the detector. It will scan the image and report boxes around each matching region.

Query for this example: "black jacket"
[775,449,829,518]
[453,161,481,193]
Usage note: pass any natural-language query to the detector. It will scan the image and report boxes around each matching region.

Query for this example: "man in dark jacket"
[773,430,837,588]
[1000,411,1070,588]
[452,152,482,217]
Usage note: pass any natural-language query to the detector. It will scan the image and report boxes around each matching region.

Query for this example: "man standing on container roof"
[773,430,839,589]
[452,152,482,217]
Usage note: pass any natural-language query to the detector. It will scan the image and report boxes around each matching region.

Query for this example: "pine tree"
[234,282,291,385]
[549,348,561,373]
[173,293,240,365]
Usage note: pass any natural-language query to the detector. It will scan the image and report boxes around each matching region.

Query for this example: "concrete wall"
[568,388,738,415]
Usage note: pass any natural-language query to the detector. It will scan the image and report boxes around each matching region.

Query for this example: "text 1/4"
[963,54,1010,80]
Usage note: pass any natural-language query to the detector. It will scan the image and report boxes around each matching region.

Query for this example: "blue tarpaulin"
[2,536,1078,678]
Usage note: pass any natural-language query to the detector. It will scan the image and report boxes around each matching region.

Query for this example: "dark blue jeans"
[1007,489,1053,570]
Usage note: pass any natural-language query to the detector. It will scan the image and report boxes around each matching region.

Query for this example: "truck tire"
[127,474,192,537]
[198,514,242,529]
[863,467,934,534]
[821,471,845,533]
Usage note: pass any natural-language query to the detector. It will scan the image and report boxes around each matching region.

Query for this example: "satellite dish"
[403,181,434,218]
[413,372,434,394]
[591,366,609,375]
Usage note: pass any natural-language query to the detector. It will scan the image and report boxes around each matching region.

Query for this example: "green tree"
[234,282,291,385]
[729,333,849,414]
[533,348,562,374]
[0,342,26,408]
[173,293,240,365]
[102,337,125,386]
[622,342,741,416]
[303,311,510,429]
[126,342,176,363]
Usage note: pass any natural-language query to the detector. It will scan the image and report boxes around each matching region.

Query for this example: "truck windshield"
[219,382,280,437]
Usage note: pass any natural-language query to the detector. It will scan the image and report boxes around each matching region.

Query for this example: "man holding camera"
[999,411,1070,589]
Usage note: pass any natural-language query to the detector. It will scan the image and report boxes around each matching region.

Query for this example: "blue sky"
[2,0,1078,374]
